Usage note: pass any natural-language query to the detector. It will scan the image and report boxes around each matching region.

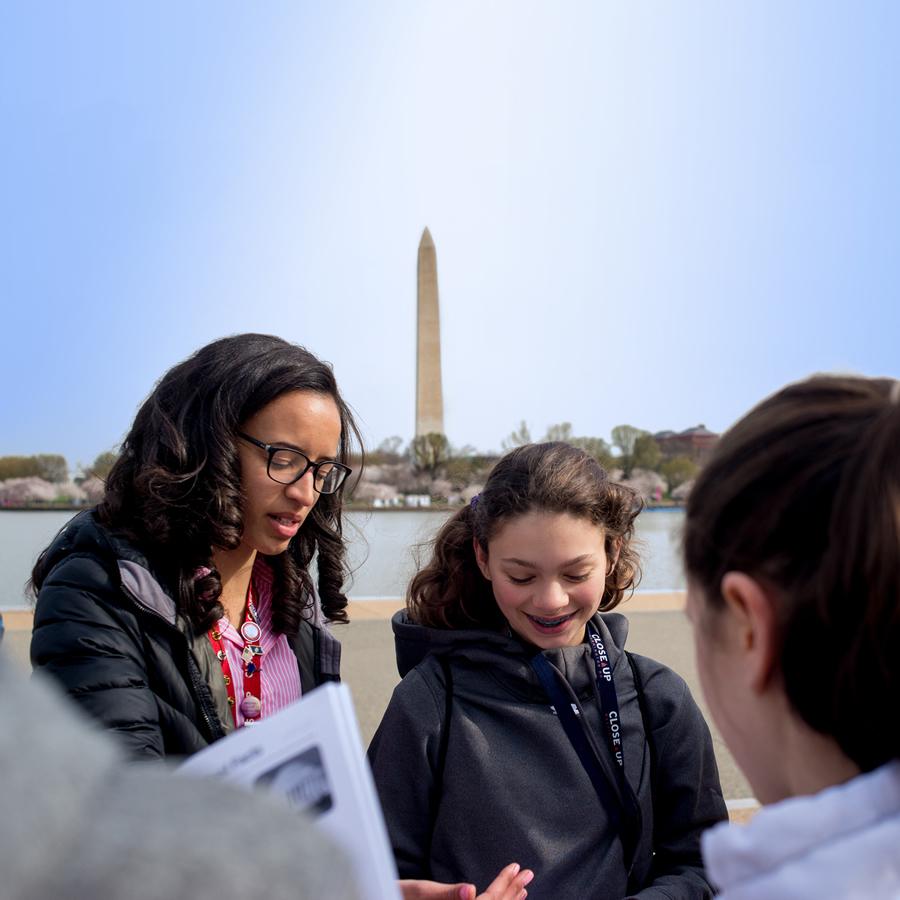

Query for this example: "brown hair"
[408,442,642,630]
[33,334,363,633]
[684,375,900,771]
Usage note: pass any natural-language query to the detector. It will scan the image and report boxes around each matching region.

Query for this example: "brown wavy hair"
[408,442,642,630]
[683,375,900,772]
[51,333,361,633]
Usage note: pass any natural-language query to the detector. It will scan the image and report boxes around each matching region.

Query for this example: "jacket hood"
[34,510,179,625]
[392,608,631,701]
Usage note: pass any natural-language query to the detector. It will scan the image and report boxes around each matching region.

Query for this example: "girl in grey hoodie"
[370,443,725,899]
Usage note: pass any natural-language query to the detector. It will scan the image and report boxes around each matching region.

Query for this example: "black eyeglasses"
[237,432,352,494]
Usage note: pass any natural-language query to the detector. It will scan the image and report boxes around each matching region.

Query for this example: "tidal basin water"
[0,507,686,610]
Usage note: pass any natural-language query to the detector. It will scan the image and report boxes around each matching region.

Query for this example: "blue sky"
[2,2,898,470]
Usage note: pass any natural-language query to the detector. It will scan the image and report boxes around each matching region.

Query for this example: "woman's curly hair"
[83,333,361,633]
[408,442,642,630]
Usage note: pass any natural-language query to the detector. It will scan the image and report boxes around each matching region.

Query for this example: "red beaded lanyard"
[208,584,264,727]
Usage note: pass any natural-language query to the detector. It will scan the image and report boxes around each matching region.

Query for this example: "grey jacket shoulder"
[0,654,360,900]
[627,652,693,732]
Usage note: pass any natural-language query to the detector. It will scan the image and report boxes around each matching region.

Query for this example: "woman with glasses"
[29,333,360,759]
[28,333,535,900]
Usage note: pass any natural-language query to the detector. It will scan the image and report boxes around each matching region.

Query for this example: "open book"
[179,682,401,900]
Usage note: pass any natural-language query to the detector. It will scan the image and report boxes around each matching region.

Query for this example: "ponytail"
[684,375,900,770]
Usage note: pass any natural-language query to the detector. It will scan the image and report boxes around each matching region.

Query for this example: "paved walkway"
[2,592,757,822]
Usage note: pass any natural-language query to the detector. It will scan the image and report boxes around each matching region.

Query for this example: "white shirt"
[703,761,900,899]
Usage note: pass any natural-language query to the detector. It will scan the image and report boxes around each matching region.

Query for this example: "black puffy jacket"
[30,511,341,760]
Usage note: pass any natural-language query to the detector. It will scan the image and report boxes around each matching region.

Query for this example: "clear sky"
[2,2,898,470]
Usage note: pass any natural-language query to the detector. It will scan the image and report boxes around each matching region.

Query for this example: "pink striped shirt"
[216,557,301,727]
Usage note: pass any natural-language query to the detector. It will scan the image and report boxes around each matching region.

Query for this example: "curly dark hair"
[683,375,900,772]
[77,333,361,634]
[408,442,642,630]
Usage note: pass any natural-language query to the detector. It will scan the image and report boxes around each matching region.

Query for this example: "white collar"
[704,761,900,889]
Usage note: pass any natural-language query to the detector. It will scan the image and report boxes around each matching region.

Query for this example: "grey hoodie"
[369,611,726,899]
[0,653,360,900]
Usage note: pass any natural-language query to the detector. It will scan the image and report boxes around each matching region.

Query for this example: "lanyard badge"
[207,585,264,726]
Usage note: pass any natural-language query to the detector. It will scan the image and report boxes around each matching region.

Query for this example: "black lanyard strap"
[530,653,625,837]
[529,629,642,871]
[586,621,626,775]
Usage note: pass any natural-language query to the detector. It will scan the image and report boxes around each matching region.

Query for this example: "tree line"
[500,421,699,494]
[6,427,700,502]
[364,422,701,498]
[0,451,119,483]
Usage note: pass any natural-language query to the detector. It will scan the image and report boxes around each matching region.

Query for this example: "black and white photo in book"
[255,745,334,815]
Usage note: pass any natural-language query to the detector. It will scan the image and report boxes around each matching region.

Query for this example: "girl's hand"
[399,862,534,900]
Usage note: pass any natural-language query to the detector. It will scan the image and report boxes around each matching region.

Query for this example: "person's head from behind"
[683,375,900,803]
[409,442,641,649]
[98,333,361,631]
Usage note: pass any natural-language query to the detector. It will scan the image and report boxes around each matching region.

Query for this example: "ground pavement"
[1,593,756,821]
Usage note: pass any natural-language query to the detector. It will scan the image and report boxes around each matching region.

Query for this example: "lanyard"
[207,585,264,726]
[586,621,625,772]
[529,622,638,868]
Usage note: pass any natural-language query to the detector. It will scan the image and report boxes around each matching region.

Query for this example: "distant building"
[653,425,719,464]
[353,480,401,506]
[372,496,403,508]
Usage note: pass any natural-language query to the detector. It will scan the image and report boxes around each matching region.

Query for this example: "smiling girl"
[369,442,726,899]
[30,333,359,758]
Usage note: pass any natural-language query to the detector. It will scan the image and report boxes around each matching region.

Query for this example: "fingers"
[478,862,535,900]
[397,879,477,900]
[397,864,534,900]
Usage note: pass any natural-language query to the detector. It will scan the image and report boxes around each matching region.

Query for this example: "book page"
[179,683,401,900]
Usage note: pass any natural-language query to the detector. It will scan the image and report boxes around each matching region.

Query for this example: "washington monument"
[416,227,444,437]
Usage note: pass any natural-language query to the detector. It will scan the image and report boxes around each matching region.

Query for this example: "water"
[0,508,686,610]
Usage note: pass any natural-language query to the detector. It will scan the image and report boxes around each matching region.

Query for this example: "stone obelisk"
[415,227,445,437]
